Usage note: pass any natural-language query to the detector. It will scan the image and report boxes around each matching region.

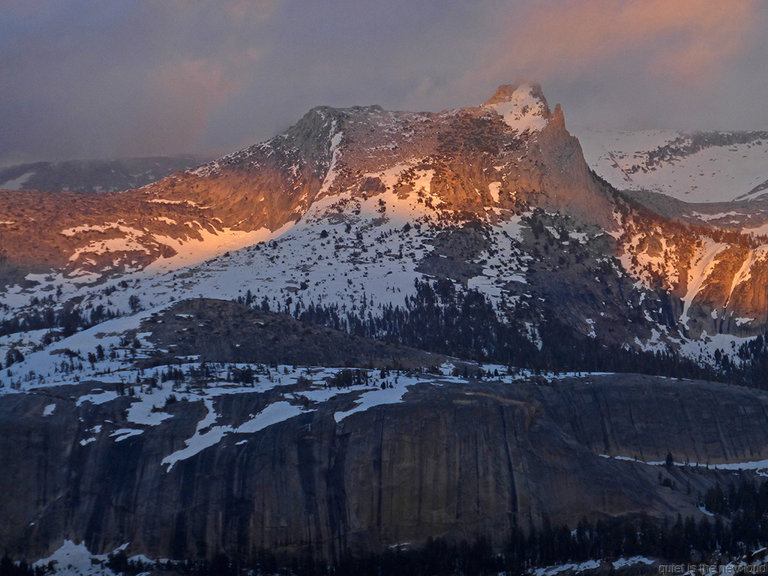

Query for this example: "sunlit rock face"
[0,83,612,280]
[614,208,768,339]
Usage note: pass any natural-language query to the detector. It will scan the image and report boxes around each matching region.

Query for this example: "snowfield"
[577,128,768,203]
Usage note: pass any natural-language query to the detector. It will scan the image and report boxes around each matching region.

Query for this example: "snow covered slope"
[578,128,768,203]
[5,83,768,392]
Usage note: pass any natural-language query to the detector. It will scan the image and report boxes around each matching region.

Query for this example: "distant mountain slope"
[0,155,211,194]
[578,128,768,203]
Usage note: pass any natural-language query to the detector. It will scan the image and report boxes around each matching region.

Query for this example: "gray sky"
[3,0,768,164]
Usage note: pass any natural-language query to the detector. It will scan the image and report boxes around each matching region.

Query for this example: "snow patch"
[334,376,418,422]
[235,401,305,434]
[110,428,144,442]
[611,556,654,569]
[533,559,601,576]
[488,182,501,203]
[146,222,293,273]
[77,390,119,406]
[318,125,343,197]
[33,540,116,576]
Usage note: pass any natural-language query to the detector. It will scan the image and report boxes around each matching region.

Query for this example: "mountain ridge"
[5,83,768,364]
[0,83,614,281]
[5,83,768,568]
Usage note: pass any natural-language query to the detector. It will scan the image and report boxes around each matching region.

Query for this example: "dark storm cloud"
[2,0,768,163]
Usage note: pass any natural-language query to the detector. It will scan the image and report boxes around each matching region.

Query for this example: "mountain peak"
[484,82,543,104]
[483,83,551,133]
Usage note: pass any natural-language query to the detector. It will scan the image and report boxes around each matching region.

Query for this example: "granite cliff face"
[1,374,766,562]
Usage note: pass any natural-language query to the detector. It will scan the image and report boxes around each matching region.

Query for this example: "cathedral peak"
[483,82,551,132]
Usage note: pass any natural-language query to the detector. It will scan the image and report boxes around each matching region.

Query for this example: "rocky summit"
[4,84,768,569]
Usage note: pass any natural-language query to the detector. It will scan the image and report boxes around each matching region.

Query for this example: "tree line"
[7,478,766,576]
[243,278,719,383]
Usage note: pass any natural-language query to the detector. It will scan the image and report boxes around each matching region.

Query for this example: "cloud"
[131,58,240,154]
[413,0,768,131]
[479,0,760,84]
[223,0,282,23]
[0,0,281,160]
[1,0,768,162]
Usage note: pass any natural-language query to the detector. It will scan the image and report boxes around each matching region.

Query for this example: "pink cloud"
[224,0,282,23]
[468,0,760,87]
